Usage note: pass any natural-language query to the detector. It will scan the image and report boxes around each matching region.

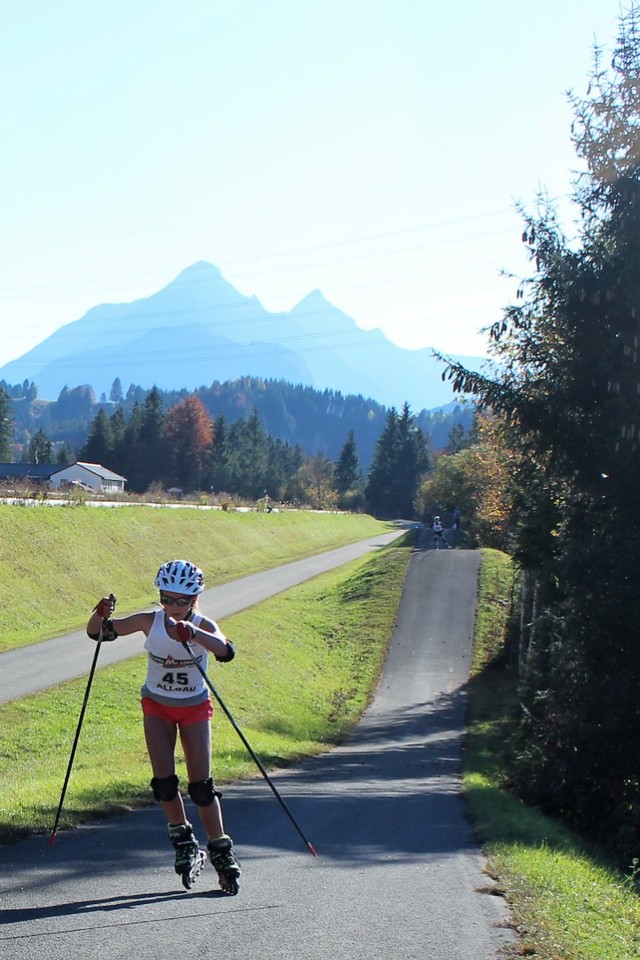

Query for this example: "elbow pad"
[215,641,236,663]
[103,620,118,642]
[88,619,118,642]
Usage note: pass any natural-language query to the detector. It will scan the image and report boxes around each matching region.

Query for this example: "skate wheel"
[181,850,206,891]
[219,875,239,896]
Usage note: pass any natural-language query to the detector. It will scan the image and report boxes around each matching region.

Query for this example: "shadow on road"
[0,888,221,925]
[0,540,489,958]
[0,681,475,911]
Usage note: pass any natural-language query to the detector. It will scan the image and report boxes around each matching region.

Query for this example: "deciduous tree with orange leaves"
[164,395,214,492]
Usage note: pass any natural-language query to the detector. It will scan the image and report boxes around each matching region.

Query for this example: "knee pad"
[150,774,180,802]
[187,777,221,807]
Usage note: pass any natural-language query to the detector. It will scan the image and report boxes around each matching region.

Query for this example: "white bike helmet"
[154,559,205,595]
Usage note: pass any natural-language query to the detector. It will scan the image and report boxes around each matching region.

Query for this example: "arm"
[166,615,236,662]
[86,596,152,640]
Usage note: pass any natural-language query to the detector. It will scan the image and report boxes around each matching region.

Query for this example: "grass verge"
[0,535,412,843]
[0,505,390,652]
[465,549,640,960]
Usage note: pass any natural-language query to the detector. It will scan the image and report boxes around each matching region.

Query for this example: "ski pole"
[49,594,116,846]
[179,636,317,857]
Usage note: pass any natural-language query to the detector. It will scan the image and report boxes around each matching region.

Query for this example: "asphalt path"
[0,542,516,959]
[0,529,406,704]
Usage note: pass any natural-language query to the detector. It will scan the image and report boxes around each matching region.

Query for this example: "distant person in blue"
[452,507,461,530]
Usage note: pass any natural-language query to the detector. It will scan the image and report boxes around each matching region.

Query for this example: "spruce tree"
[207,414,232,493]
[0,388,14,461]
[334,431,360,496]
[228,409,269,500]
[27,428,53,464]
[365,409,400,517]
[394,403,430,519]
[134,387,169,490]
[81,409,114,465]
[365,404,429,518]
[109,378,124,404]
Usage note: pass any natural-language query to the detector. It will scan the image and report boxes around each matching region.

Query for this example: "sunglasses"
[159,594,193,607]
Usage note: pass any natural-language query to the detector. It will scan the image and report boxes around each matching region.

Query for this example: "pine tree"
[105,408,127,476]
[264,438,303,500]
[109,378,124,404]
[207,414,232,493]
[334,430,360,495]
[119,403,144,487]
[27,428,53,464]
[0,388,14,461]
[109,408,127,449]
[394,402,430,518]
[134,387,169,490]
[81,409,114,465]
[228,409,269,499]
[365,404,429,518]
[445,423,467,454]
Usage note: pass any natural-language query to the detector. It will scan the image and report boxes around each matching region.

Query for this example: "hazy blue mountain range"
[0,262,484,410]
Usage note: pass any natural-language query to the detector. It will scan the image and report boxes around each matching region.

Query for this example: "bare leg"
[180,720,226,839]
[143,713,188,825]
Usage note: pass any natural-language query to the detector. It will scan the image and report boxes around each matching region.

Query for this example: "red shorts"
[141,697,213,727]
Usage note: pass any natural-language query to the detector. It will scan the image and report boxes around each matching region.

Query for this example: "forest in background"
[0,375,472,513]
[2,374,471,471]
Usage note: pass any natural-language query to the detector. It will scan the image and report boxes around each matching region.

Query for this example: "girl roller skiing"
[86,559,241,894]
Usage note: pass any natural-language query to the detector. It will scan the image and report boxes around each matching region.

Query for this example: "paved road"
[0,544,516,959]
[0,529,406,704]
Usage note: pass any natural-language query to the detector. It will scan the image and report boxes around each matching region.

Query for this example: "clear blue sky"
[0,0,624,369]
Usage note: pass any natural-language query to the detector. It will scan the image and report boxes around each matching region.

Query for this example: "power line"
[6,331,446,371]
[0,207,517,302]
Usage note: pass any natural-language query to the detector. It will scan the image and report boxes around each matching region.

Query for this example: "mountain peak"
[170,261,222,286]
[291,288,332,311]
[0,262,466,410]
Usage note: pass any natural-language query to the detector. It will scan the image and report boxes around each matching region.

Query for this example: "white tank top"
[141,609,211,706]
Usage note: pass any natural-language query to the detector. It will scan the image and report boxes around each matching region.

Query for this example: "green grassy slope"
[0,535,413,842]
[0,505,391,651]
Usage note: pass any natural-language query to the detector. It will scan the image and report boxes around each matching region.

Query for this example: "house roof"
[0,463,60,479]
[0,461,127,482]
[71,461,127,482]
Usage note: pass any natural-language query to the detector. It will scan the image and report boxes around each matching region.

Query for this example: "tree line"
[0,377,447,514]
[3,375,471,473]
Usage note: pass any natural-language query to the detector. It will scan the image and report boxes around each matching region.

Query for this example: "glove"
[176,620,197,643]
[94,594,116,619]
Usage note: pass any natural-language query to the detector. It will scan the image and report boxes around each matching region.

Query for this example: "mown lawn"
[0,505,390,650]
